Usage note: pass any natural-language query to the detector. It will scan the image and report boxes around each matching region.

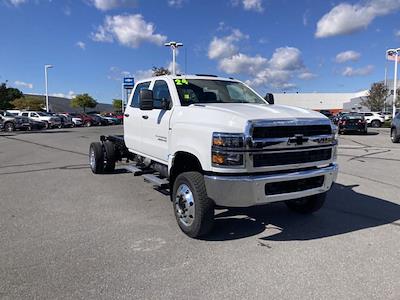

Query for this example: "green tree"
[0,82,23,109]
[112,99,123,113]
[11,96,44,110]
[70,93,97,112]
[152,66,170,76]
[361,82,388,111]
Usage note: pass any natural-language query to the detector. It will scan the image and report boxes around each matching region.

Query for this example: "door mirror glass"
[264,93,274,105]
[139,89,154,110]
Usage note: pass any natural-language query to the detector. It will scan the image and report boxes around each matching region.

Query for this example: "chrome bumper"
[204,163,338,207]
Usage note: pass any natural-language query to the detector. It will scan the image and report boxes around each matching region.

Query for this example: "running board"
[123,165,154,176]
[142,174,169,189]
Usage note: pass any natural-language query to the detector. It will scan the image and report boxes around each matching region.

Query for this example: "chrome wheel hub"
[89,149,95,169]
[175,184,195,226]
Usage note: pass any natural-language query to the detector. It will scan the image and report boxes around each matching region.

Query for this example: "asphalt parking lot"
[1,126,400,299]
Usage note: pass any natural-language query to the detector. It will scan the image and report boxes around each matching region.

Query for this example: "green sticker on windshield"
[184,93,190,100]
[175,79,189,86]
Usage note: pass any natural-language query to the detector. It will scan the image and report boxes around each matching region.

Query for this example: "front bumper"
[204,163,338,207]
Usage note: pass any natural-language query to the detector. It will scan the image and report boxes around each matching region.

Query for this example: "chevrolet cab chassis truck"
[89,75,338,238]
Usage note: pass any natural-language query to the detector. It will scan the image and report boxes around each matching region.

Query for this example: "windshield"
[1,111,16,117]
[174,79,266,106]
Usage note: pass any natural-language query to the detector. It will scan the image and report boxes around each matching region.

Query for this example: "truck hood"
[197,103,326,120]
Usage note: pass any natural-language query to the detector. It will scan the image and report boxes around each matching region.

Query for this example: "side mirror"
[264,93,274,105]
[139,89,154,110]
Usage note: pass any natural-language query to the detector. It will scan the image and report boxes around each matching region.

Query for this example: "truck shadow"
[203,183,400,241]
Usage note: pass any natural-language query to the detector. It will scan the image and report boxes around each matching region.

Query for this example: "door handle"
[142,115,149,120]
[124,113,130,117]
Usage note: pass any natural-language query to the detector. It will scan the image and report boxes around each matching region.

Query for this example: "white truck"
[89,75,338,238]
[18,111,61,129]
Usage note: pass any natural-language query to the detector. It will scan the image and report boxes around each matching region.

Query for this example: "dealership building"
[273,80,399,113]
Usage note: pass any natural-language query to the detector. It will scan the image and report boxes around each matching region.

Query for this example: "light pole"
[164,41,183,75]
[44,64,53,113]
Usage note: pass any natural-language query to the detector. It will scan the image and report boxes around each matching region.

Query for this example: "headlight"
[212,133,245,167]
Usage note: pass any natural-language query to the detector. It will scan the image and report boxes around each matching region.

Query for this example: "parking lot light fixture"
[45,64,54,113]
[164,41,183,75]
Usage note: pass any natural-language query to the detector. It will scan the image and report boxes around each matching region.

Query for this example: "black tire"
[103,141,116,172]
[173,172,214,238]
[4,122,15,132]
[285,192,326,214]
[71,123,75,128]
[85,121,92,127]
[391,128,400,143]
[371,120,381,128]
[45,122,51,129]
[89,142,104,174]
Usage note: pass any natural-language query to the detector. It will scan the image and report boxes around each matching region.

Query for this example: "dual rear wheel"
[89,141,116,174]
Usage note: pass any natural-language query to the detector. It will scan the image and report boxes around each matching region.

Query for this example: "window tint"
[22,113,28,117]
[365,113,373,116]
[131,82,150,108]
[153,80,172,109]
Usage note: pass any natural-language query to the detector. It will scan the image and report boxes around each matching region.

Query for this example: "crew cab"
[89,75,338,238]
[18,111,61,129]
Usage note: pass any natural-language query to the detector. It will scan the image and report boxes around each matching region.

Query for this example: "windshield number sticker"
[175,79,189,86]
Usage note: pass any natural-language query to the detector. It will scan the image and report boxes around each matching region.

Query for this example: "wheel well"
[170,152,203,186]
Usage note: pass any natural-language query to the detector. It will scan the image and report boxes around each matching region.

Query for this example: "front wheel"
[4,122,15,132]
[85,121,92,127]
[371,120,381,128]
[285,192,326,214]
[173,172,214,238]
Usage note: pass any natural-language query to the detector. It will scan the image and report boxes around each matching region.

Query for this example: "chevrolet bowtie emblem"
[288,134,309,145]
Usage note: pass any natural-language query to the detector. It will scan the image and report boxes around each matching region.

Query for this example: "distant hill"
[24,94,114,113]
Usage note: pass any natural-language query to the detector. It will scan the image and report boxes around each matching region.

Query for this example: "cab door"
[124,81,151,152]
[140,80,174,163]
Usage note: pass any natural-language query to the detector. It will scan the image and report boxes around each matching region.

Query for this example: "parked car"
[358,112,385,128]
[18,111,61,129]
[391,113,400,143]
[59,113,83,127]
[338,113,367,135]
[381,112,393,121]
[103,112,123,123]
[319,110,334,119]
[87,112,108,126]
[68,113,96,127]
[0,110,31,132]
[100,114,120,125]
[57,114,74,128]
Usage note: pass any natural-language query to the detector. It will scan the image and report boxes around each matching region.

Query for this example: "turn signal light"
[212,154,225,164]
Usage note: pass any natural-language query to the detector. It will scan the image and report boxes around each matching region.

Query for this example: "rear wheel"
[4,122,15,132]
[391,128,400,143]
[85,121,92,127]
[285,192,326,214]
[173,172,214,238]
[89,142,104,174]
[103,141,116,172]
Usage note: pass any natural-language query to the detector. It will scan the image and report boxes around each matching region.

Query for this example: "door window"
[131,82,151,108]
[153,80,172,109]
[22,113,28,117]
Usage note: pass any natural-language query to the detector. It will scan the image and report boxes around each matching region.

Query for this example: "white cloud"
[395,29,400,37]
[335,50,361,63]
[219,53,267,74]
[269,47,304,71]
[316,0,400,38]
[232,0,264,12]
[342,65,374,77]
[51,91,76,99]
[92,14,167,48]
[108,66,132,81]
[208,29,248,60]
[134,69,154,81]
[76,41,86,50]
[5,0,27,6]
[14,80,33,89]
[167,0,186,7]
[298,72,317,80]
[88,0,136,11]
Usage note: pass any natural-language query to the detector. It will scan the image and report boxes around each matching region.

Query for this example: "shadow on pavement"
[203,183,400,241]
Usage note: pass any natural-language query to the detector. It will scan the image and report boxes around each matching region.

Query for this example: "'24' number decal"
[175,79,189,85]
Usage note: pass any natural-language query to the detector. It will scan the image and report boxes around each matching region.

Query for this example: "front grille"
[265,176,325,195]
[252,125,332,139]
[253,148,332,167]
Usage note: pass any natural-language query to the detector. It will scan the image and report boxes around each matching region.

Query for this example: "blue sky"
[1,0,400,103]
